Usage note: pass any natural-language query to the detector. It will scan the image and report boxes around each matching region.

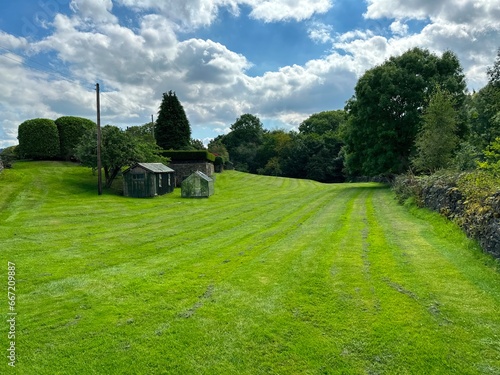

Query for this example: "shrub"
[0,146,18,168]
[55,116,96,161]
[18,118,60,159]
[162,150,216,162]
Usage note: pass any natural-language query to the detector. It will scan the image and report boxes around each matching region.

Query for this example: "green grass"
[1,161,500,374]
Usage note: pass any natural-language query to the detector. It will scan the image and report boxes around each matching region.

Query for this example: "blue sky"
[0,0,499,148]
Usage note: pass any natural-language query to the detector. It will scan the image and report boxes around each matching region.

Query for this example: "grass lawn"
[1,161,500,374]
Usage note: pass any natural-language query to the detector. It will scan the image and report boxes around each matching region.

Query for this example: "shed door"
[131,173,146,197]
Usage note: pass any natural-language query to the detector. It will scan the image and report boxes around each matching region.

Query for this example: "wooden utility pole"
[151,114,154,136]
[96,83,102,195]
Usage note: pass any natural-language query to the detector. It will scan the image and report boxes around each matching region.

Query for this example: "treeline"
[209,47,500,182]
[3,47,499,186]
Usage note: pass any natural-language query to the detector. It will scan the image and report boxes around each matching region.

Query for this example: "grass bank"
[1,162,500,374]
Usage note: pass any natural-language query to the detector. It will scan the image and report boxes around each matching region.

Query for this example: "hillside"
[1,162,500,374]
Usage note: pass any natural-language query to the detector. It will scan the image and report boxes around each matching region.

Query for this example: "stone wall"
[418,179,500,258]
[168,161,214,187]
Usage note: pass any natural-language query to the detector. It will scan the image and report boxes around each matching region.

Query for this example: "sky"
[0,0,499,148]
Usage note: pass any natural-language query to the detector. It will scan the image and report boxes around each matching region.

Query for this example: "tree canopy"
[343,48,466,176]
[411,88,459,173]
[155,91,191,150]
[76,124,165,188]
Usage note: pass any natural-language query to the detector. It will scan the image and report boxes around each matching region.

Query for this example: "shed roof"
[125,163,174,174]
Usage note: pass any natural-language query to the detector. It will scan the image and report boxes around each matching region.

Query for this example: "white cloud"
[70,0,118,24]
[308,22,333,44]
[1,0,499,147]
[247,0,332,22]
[390,20,408,36]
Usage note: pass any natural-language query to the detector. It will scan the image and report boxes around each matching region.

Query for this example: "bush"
[0,146,18,168]
[18,118,60,159]
[162,150,216,162]
[55,116,96,161]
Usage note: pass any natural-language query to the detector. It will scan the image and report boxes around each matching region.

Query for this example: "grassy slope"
[1,162,500,374]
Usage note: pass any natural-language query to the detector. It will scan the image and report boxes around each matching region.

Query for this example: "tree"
[343,48,466,176]
[17,118,60,159]
[0,146,18,168]
[155,91,191,150]
[221,114,265,173]
[411,88,459,173]
[55,116,96,161]
[189,138,206,150]
[207,137,229,162]
[487,48,500,87]
[478,137,500,175]
[298,110,346,135]
[76,125,165,188]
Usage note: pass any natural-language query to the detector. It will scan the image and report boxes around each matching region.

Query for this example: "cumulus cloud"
[0,0,499,147]
[308,22,333,44]
[70,0,118,24]
[247,0,332,22]
[390,20,408,36]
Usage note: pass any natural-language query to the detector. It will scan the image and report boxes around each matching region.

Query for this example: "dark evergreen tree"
[155,91,191,150]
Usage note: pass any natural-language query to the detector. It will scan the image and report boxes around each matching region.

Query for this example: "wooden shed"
[123,163,175,198]
[181,171,214,198]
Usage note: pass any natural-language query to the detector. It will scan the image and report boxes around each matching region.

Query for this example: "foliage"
[126,122,155,143]
[0,145,18,168]
[467,84,500,150]
[155,91,191,150]
[189,138,206,150]
[411,88,459,173]
[55,116,96,161]
[298,110,346,135]
[452,142,481,171]
[162,150,216,162]
[478,137,500,175]
[221,114,265,173]
[76,125,165,188]
[207,137,230,162]
[487,48,500,87]
[17,118,60,160]
[343,48,466,177]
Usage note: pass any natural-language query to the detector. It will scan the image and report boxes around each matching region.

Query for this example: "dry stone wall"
[419,179,500,258]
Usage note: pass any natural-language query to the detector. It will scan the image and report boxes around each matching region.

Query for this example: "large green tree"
[17,118,60,160]
[298,110,346,135]
[469,49,500,150]
[76,125,165,188]
[55,116,96,161]
[221,113,265,173]
[411,88,459,173]
[343,48,466,176]
[155,91,191,150]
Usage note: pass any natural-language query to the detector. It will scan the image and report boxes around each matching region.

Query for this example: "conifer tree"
[155,91,191,150]
[412,88,458,173]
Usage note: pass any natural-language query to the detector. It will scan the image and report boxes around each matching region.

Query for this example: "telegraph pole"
[96,83,103,195]
[151,114,154,136]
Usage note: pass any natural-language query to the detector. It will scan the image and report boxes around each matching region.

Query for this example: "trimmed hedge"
[55,116,96,160]
[162,150,216,162]
[18,118,60,159]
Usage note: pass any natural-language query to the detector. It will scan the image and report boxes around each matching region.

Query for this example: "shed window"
[132,173,145,180]
[158,174,162,187]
